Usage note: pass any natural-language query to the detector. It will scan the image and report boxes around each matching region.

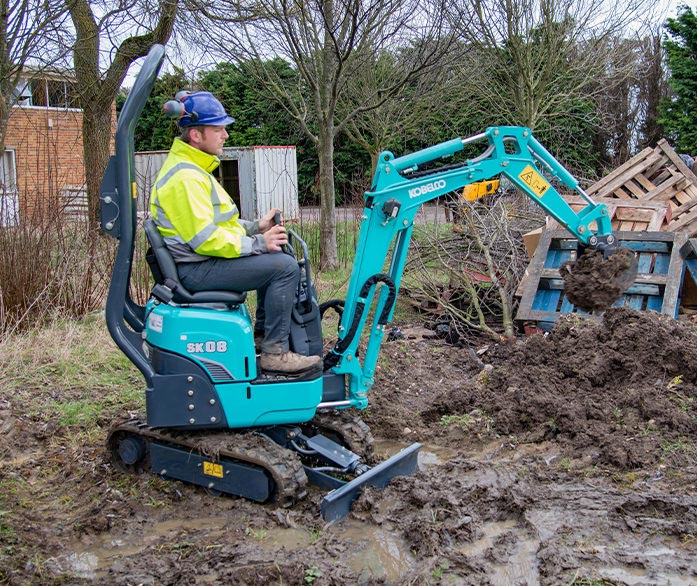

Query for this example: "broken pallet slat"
[586,147,656,197]
[657,138,697,181]
[588,152,665,199]
[583,140,697,236]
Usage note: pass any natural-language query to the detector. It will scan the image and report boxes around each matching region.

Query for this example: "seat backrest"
[142,218,246,305]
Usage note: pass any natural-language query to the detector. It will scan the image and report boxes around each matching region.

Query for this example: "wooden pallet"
[584,140,697,236]
[680,238,697,306]
[515,230,689,332]
[546,197,671,232]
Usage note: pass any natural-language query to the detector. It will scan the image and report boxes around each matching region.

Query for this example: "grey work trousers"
[177,252,299,354]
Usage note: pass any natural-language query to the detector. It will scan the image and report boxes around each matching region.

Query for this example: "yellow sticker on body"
[203,461,224,478]
[518,165,550,197]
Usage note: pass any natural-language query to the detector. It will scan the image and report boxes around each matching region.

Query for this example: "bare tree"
[340,46,473,171]
[637,31,670,150]
[196,0,454,269]
[447,0,660,134]
[589,37,646,170]
[66,0,178,223]
[0,0,69,155]
[405,194,541,340]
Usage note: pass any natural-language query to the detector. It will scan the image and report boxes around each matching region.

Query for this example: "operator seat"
[142,217,247,306]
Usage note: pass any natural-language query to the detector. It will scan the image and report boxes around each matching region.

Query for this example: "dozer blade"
[319,442,421,522]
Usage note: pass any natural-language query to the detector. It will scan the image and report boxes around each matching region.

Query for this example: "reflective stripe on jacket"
[149,138,263,262]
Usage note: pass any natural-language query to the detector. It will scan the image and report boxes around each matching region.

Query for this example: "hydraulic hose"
[323,274,396,369]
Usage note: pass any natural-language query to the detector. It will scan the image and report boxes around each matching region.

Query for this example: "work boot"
[260,351,322,375]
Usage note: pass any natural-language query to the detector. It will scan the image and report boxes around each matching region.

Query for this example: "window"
[0,149,19,227]
[13,78,32,106]
[12,77,80,109]
[46,79,80,109]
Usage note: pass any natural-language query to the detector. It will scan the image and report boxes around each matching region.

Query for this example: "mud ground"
[1,307,696,585]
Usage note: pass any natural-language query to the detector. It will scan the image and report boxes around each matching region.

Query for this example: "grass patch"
[661,436,697,459]
[0,315,144,428]
[439,414,475,428]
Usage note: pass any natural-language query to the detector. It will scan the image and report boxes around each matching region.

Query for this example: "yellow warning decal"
[518,165,550,197]
[203,461,224,478]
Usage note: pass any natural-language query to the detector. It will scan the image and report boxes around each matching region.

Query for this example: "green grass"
[439,414,475,428]
[0,315,144,428]
[661,436,697,458]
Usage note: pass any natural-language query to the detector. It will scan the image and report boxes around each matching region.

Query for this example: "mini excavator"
[100,45,637,521]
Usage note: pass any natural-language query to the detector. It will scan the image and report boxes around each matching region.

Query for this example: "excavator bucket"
[316,442,421,522]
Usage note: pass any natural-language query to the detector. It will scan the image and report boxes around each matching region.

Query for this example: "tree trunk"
[642,34,665,148]
[67,0,178,226]
[318,127,338,270]
[82,103,113,226]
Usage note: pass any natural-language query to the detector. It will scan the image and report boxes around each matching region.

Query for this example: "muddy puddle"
[50,441,696,585]
[52,516,231,579]
[457,520,540,585]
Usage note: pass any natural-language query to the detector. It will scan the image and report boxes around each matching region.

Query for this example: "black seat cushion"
[142,218,247,305]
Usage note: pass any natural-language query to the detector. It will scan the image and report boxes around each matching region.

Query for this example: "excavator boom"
[325,127,636,405]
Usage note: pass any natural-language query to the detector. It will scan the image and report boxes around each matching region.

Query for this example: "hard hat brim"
[178,114,235,128]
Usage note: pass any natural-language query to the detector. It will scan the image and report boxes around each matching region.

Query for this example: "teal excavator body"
[100,45,624,521]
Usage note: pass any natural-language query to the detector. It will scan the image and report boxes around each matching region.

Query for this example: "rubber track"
[107,418,308,507]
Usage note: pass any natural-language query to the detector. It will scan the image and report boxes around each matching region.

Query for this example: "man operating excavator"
[149,90,321,376]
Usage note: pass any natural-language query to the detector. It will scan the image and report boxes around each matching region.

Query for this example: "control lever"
[273,211,293,255]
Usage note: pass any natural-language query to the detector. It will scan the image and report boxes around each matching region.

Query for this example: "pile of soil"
[1,307,695,585]
[368,307,697,470]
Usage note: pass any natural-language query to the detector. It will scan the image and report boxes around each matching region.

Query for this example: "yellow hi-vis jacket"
[150,138,265,262]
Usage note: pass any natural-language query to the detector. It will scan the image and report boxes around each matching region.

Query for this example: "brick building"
[2,69,93,225]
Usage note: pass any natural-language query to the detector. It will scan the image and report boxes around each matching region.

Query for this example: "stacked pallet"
[516,231,689,333]
[545,196,671,233]
[515,141,697,332]
[584,139,697,236]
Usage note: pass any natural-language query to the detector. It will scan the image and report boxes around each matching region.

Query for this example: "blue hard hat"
[163,91,235,127]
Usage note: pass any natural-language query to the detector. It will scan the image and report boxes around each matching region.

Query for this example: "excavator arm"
[325,126,620,407]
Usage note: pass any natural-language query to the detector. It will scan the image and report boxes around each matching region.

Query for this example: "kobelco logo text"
[408,179,446,198]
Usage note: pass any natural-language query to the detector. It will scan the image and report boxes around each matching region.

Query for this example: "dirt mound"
[367,308,697,470]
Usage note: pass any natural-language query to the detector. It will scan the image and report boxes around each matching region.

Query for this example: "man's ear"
[188,126,203,145]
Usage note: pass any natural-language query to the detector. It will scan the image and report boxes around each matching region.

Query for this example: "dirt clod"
[560,247,637,312]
